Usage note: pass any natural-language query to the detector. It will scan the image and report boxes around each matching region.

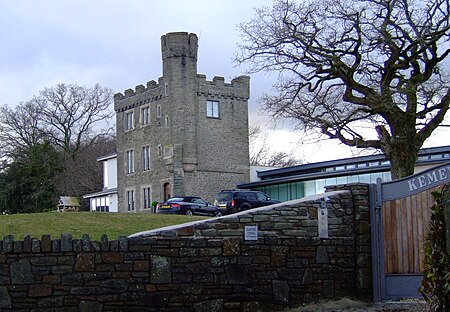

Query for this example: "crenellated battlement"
[113,79,163,101]
[197,74,250,100]
[161,32,198,61]
[113,74,250,104]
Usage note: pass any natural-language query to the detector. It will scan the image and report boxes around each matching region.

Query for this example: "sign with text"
[244,225,258,241]
[381,162,450,201]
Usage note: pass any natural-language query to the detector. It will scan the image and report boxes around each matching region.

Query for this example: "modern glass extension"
[240,146,450,202]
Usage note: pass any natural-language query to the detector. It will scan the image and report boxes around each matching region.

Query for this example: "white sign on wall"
[244,225,258,241]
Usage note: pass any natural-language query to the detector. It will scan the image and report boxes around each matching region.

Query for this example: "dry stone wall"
[0,184,372,311]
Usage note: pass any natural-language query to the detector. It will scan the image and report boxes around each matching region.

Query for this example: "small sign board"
[318,203,329,239]
[381,162,450,201]
[244,225,258,241]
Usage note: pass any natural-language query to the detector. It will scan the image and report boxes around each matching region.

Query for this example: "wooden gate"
[372,162,450,301]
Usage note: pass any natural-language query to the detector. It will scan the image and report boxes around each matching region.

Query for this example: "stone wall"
[0,185,373,311]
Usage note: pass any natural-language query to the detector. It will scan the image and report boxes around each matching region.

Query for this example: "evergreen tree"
[0,142,62,213]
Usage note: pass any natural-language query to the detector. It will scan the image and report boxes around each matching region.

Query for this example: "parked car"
[214,190,280,215]
[156,196,222,217]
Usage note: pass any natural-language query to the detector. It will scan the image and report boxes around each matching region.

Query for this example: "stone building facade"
[114,32,250,212]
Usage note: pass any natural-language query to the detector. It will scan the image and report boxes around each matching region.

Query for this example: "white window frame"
[141,106,150,126]
[125,111,134,130]
[126,189,135,211]
[206,100,219,118]
[142,186,152,210]
[126,149,135,174]
[142,145,150,171]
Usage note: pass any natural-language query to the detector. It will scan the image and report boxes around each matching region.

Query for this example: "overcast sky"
[1,0,447,163]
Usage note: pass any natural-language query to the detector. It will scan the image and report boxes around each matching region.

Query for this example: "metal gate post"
[370,180,384,302]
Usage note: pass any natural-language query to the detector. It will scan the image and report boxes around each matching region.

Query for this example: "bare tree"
[266,151,302,167]
[237,0,450,179]
[54,137,116,205]
[1,83,114,161]
[249,126,302,167]
[31,83,114,157]
[249,126,271,165]
[0,102,43,164]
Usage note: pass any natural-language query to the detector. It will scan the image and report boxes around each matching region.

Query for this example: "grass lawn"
[0,212,207,241]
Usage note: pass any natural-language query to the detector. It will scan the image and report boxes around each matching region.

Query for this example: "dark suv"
[214,190,280,215]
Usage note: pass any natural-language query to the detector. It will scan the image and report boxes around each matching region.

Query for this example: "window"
[127,189,135,211]
[165,115,170,128]
[156,105,162,118]
[143,187,151,209]
[125,111,134,130]
[256,192,268,201]
[163,145,173,158]
[141,107,150,126]
[142,146,150,171]
[126,150,134,174]
[244,192,257,200]
[206,100,219,118]
[157,144,162,156]
[164,83,169,96]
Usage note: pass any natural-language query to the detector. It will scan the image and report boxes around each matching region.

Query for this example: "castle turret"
[161,32,198,78]
[160,32,199,197]
[113,32,250,211]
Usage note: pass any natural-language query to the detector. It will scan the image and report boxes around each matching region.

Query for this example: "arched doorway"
[163,182,171,201]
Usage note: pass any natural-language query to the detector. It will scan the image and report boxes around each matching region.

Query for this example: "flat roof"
[83,188,118,199]
[96,153,117,162]
[239,145,450,188]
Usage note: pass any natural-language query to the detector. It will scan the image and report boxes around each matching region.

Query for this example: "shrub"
[420,185,450,311]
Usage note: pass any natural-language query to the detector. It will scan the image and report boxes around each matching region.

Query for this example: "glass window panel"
[325,177,337,186]
[278,184,289,201]
[141,107,149,125]
[382,172,392,182]
[206,100,219,118]
[348,175,360,183]
[125,112,134,130]
[370,172,383,183]
[315,179,326,194]
[359,174,371,183]
[305,181,316,196]
[336,176,348,185]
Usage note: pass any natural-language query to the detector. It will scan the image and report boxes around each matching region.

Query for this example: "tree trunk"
[384,139,420,180]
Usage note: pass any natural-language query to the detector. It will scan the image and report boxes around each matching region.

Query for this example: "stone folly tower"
[114,32,250,212]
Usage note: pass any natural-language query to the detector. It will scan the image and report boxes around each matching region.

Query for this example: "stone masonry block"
[316,246,330,264]
[223,237,240,256]
[150,256,171,283]
[75,253,95,272]
[102,253,124,263]
[193,299,223,312]
[28,284,52,297]
[11,259,33,284]
[0,286,11,308]
[2,235,13,253]
[271,246,289,267]
[61,234,73,252]
[272,279,290,304]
